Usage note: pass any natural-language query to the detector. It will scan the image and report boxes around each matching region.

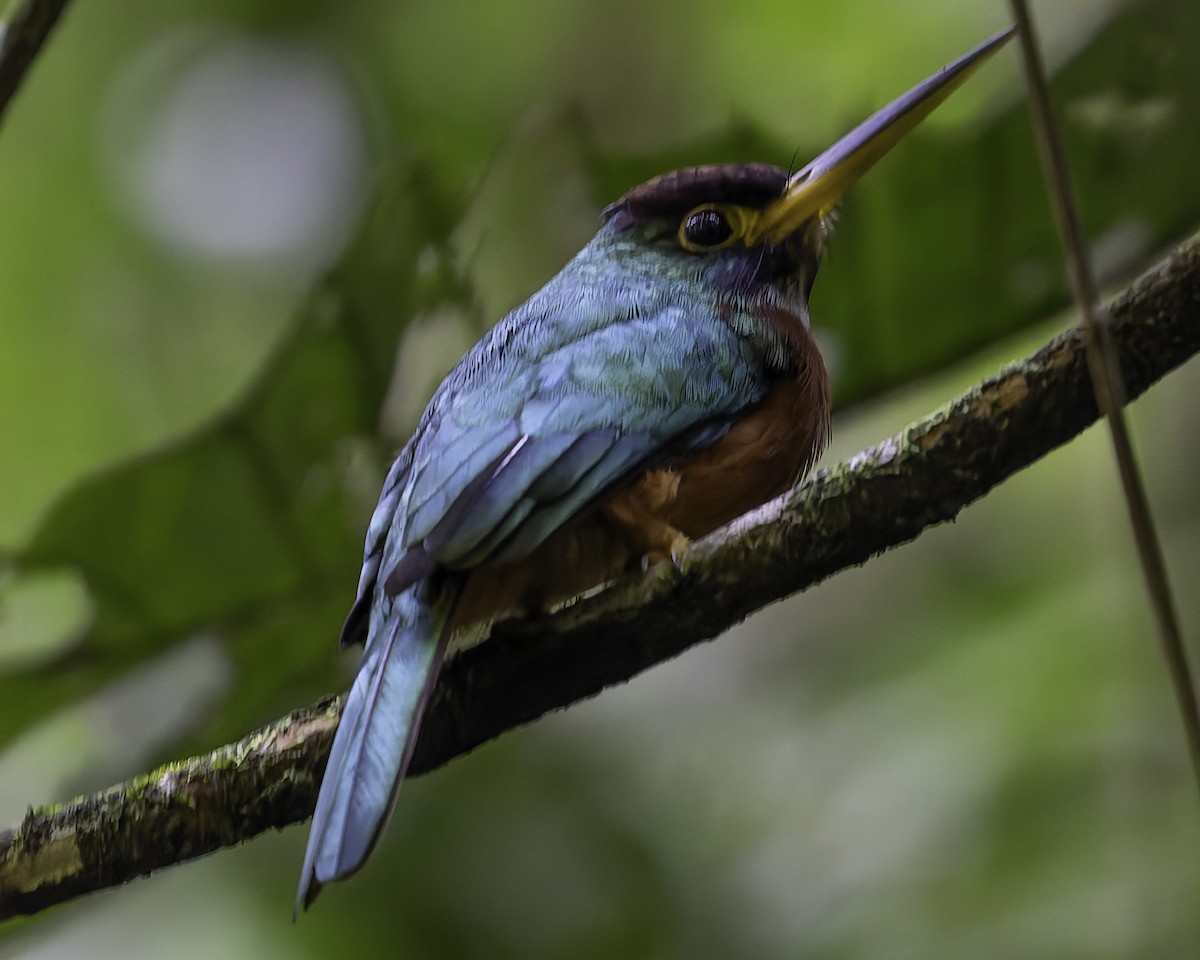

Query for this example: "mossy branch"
[2,236,1198,921]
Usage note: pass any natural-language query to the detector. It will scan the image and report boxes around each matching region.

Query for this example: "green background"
[2,0,1200,956]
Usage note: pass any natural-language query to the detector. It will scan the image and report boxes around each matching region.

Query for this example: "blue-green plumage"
[296,182,812,911]
[297,29,1013,914]
[357,212,800,596]
[299,577,452,904]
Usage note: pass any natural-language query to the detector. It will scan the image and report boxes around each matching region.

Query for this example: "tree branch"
[2,235,1198,920]
[0,0,72,126]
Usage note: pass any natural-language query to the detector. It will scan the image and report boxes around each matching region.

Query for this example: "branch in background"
[0,0,72,124]
[2,236,1198,920]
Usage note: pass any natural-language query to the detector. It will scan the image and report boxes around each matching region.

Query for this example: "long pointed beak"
[748,27,1015,245]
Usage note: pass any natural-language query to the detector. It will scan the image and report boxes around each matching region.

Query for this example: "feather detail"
[295,579,454,915]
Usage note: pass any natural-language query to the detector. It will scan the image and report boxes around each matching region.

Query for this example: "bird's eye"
[679,207,735,252]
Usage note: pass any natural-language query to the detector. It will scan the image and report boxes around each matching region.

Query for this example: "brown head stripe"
[602,163,789,227]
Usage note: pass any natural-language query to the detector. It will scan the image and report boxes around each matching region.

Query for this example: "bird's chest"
[612,363,830,547]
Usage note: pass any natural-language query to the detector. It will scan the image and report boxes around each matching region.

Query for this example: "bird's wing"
[341,294,775,644]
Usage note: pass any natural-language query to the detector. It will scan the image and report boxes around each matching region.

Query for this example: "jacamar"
[296,28,1013,911]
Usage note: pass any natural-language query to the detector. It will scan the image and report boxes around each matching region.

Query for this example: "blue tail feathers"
[296,580,452,914]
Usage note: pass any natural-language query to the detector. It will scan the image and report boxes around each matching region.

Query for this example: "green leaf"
[0,158,468,745]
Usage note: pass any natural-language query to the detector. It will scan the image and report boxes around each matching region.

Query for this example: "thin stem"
[1007,0,1200,790]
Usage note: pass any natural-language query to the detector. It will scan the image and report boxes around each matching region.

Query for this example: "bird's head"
[593,27,1014,318]
[599,162,824,314]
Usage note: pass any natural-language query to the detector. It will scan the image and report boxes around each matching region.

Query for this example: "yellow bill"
[748,26,1015,245]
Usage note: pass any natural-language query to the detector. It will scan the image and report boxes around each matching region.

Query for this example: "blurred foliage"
[2,0,1200,957]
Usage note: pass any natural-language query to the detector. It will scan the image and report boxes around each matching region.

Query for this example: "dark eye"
[682,209,732,248]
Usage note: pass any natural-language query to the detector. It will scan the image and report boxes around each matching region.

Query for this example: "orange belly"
[633,371,829,539]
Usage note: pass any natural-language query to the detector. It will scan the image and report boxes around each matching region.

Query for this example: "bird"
[296,27,1014,913]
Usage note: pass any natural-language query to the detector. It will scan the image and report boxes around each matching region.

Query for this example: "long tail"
[295,579,453,915]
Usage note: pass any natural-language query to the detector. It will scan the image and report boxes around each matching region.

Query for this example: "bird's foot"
[641,529,691,573]
[667,530,691,570]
